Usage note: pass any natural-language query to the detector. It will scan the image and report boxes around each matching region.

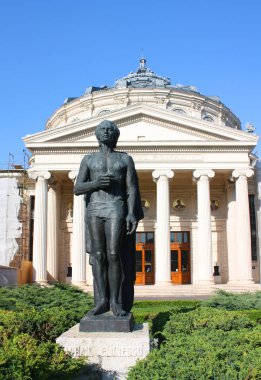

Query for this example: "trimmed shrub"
[0,284,94,379]
[0,333,86,380]
[127,307,261,380]
[203,290,261,310]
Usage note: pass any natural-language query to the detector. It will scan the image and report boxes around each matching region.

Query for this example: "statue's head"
[95,120,120,148]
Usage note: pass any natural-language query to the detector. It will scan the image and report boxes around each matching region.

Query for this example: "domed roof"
[115,58,171,88]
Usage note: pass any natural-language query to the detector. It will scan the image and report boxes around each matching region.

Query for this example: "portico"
[23,60,260,287]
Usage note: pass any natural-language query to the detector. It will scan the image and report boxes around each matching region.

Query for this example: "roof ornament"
[245,122,255,133]
[115,57,171,88]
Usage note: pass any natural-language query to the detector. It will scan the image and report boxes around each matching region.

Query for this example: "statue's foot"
[89,300,110,316]
[111,302,127,317]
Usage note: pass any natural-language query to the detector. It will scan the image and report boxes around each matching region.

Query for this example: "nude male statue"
[74,120,143,317]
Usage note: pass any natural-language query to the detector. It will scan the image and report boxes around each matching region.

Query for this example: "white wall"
[0,178,22,266]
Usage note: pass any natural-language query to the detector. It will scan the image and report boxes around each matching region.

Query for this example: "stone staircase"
[79,283,261,300]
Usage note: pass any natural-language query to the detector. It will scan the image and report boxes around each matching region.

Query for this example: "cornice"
[30,145,253,155]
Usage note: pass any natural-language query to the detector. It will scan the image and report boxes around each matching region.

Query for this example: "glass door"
[135,232,155,285]
[170,232,191,284]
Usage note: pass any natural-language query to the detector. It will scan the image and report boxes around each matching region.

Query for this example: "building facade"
[23,59,260,286]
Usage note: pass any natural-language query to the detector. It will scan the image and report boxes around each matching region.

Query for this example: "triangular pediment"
[23,104,258,150]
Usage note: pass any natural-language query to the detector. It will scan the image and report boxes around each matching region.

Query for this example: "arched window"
[202,114,214,122]
[172,108,186,115]
[98,110,110,116]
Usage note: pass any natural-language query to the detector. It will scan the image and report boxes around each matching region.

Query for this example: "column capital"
[152,170,174,181]
[68,170,79,181]
[28,171,51,180]
[232,169,254,179]
[193,169,215,180]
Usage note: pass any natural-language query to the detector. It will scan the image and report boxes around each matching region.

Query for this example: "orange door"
[135,232,155,285]
[170,232,191,284]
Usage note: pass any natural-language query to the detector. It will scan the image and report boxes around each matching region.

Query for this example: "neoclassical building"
[23,59,260,287]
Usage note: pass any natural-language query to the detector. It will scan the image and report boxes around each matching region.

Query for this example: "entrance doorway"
[135,232,155,285]
[170,231,191,284]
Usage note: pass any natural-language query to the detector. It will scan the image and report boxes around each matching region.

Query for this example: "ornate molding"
[30,145,252,156]
[68,171,79,181]
[232,169,254,179]
[28,171,51,180]
[152,170,174,181]
[193,170,215,180]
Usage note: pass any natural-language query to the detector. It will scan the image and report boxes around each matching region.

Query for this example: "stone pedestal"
[56,323,150,379]
[80,312,134,332]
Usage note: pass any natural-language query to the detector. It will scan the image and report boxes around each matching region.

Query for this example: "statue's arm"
[125,155,138,234]
[74,155,113,195]
[74,156,95,195]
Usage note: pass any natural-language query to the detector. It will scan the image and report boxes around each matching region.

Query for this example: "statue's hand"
[94,174,114,190]
[126,213,137,235]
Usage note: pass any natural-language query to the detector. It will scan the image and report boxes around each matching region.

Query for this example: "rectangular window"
[171,250,179,272]
[146,232,154,243]
[135,250,142,272]
[249,195,257,260]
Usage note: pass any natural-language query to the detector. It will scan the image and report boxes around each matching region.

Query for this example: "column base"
[154,280,173,287]
[71,281,87,287]
[33,280,49,286]
[227,279,255,285]
[196,279,214,286]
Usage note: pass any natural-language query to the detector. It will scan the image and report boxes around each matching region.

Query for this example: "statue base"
[80,311,134,332]
[56,322,150,379]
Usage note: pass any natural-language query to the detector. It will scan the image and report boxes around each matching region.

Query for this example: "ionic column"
[69,171,86,286]
[255,161,261,285]
[226,181,238,283]
[232,169,254,283]
[193,170,215,284]
[152,170,174,285]
[47,178,60,282]
[29,171,51,284]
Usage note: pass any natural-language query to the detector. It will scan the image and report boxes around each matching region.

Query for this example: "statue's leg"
[105,217,126,316]
[87,216,109,315]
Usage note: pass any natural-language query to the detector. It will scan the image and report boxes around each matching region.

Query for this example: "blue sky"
[0,0,261,168]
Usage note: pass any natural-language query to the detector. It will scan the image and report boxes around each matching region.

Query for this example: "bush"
[0,333,86,380]
[127,307,261,380]
[0,284,94,379]
[203,290,261,310]
[0,284,93,342]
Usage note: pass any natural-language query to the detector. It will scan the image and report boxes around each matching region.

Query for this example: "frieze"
[31,146,251,155]
[133,154,204,162]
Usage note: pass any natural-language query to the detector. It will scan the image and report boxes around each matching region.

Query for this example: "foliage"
[128,307,261,380]
[132,300,199,329]
[0,333,86,380]
[0,283,93,342]
[0,284,94,379]
[203,290,261,310]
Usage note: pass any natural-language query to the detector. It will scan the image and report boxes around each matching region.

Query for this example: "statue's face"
[95,121,119,147]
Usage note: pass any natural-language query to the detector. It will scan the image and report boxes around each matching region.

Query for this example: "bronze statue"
[74,120,143,317]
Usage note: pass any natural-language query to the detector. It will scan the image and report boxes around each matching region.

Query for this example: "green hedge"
[128,306,261,380]
[0,284,94,379]
[203,289,261,310]
[0,333,85,380]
